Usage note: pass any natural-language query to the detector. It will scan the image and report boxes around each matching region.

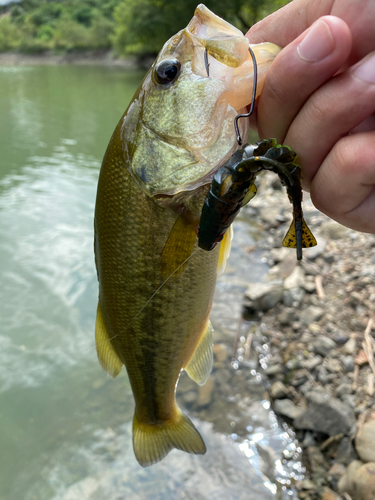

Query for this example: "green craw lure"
[197,138,317,259]
[197,46,316,260]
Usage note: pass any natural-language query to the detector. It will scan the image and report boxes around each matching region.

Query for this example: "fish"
[94,3,281,467]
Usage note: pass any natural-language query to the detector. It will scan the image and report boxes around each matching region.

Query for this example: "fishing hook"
[234,46,258,146]
[204,48,210,77]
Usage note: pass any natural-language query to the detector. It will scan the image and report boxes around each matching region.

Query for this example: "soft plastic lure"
[197,47,317,260]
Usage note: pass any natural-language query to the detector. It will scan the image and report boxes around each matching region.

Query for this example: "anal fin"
[184,320,213,386]
[95,302,123,378]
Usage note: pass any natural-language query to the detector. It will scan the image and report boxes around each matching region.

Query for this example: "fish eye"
[154,59,181,85]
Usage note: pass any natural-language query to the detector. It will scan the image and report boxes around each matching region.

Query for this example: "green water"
[0,65,302,500]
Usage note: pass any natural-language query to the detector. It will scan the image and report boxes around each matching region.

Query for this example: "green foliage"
[111,0,292,57]
[0,0,291,55]
[0,15,22,52]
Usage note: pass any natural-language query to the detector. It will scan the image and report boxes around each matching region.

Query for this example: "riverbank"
[237,172,375,500]
[0,50,146,67]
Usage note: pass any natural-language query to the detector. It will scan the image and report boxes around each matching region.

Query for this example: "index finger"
[246,0,335,46]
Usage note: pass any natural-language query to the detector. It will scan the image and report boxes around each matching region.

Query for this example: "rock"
[282,287,305,306]
[301,355,322,371]
[339,461,375,500]
[341,355,355,372]
[336,383,353,398]
[312,336,336,356]
[303,236,327,260]
[273,399,305,420]
[294,390,356,436]
[270,381,288,399]
[284,266,305,289]
[302,431,316,448]
[321,486,341,500]
[342,337,357,355]
[335,437,358,465]
[308,322,321,334]
[326,358,342,373]
[351,462,375,500]
[328,463,346,490]
[197,376,215,407]
[356,419,375,463]
[321,221,348,240]
[338,460,363,495]
[264,364,284,376]
[244,282,283,312]
[277,308,296,325]
[303,279,316,293]
[300,306,325,325]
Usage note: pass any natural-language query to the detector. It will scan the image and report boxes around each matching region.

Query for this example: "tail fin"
[132,409,206,467]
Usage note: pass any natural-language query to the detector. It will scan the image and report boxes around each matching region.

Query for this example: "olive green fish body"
[95,119,220,464]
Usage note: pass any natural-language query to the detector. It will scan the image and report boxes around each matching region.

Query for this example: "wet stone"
[273,398,305,420]
[270,381,288,399]
[313,336,336,356]
[294,390,356,436]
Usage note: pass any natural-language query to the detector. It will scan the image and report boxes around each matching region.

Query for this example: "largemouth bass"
[94,4,280,467]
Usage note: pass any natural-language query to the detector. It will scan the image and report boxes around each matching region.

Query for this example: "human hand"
[246,0,375,233]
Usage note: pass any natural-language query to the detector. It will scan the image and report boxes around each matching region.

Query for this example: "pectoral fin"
[95,302,123,378]
[184,320,213,386]
[282,218,317,249]
[160,212,197,279]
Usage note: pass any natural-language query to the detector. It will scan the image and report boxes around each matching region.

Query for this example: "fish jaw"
[122,5,281,197]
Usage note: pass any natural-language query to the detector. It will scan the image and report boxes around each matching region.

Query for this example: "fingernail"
[298,20,335,62]
[353,52,375,83]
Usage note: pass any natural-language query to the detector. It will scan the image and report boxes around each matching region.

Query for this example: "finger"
[252,16,352,142]
[285,50,375,188]
[246,0,334,46]
[310,131,375,233]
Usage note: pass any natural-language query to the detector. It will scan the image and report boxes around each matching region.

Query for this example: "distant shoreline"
[0,50,152,68]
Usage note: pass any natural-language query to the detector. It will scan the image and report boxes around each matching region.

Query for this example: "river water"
[0,65,304,500]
